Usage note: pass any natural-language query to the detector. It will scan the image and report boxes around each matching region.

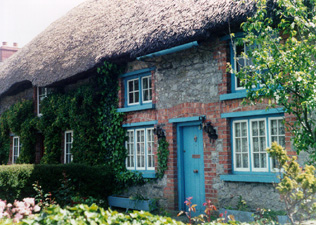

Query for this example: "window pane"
[135,80,139,90]
[259,121,265,135]
[279,120,285,135]
[128,81,134,91]
[236,139,241,152]
[243,154,248,168]
[241,122,247,136]
[252,121,258,136]
[144,90,149,101]
[253,137,259,152]
[134,91,139,103]
[236,155,241,168]
[235,123,240,137]
[271,120,277,135]
[143,77,148,89]
[242,138,248,152]
[261,153,267,168]
[254,154,259,168]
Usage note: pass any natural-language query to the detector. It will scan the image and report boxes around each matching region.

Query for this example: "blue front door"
[178,123,205,214]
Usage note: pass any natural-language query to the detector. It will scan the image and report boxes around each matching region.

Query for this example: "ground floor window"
[12,136,21,164]
[126,127,155,171]
[232,116,285,173]
[64,130,73,164]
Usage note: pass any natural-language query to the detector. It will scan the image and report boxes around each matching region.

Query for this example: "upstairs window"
[231,41,255,93]
[37,87,51,116]
[12,136,21,164]
[127,75,152,106]
[126,127,155,171]
[64,131,73,164]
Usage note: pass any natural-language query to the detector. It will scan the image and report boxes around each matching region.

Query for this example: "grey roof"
[0,0,256,97]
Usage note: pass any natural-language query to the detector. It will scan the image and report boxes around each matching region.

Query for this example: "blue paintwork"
[122,120,158,128]
[169,116,205,124]
[220,174,280,183]
[120,67,156,78]
[117,103,155,113]
[219,92,248,101]
[108,196,154,211]
[136,41,199,60]
[128,170,156,178]
[221,108,284,118]
[177,121,205,215]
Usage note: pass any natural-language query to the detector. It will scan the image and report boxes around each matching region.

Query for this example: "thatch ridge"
[0,0,256,97]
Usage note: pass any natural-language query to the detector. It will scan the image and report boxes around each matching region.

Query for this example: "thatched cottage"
[0,0,293,212]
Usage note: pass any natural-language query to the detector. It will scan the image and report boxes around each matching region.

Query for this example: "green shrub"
[20,204,186,225]
[0,164,115,203]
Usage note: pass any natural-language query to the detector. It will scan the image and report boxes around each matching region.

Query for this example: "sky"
[0,0,87,48]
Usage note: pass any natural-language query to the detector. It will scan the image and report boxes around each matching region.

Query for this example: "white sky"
[0,0,87,47]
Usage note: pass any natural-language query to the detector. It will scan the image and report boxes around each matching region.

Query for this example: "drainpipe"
[136,41,199,60]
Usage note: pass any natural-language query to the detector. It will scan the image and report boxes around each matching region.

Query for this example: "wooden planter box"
[219,209,290,224]
[108,196,154,211]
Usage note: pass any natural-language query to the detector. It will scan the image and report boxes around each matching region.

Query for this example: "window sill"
[220,92,247,101]
[129,170,156,178]
[117,103,155,113]
[220,174,280,183]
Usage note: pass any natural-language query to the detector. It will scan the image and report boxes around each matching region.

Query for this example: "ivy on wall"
[0,100,37,164]
[0,61,169,186]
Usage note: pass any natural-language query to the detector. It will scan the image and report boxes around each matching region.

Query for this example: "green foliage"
[0,100,37,164]
[20,204,186,225]
[157,138,169,179]
[96,61,126,172]
[0,164,115,204]
[267,142,316,224]
[236,196,249,212]
[233,0,316,160]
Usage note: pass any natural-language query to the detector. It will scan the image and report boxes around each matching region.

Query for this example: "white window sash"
[12,136,20,164]
[146,128,155,170]
[142,76,152,104]
[37,87,48,117]
[233,120,250,172]
[135,129,146,170]
[268,117,285,172]
[126,130,135,170]
[64,130,73,164]
[250,119,268,172]
[127,78,140,106]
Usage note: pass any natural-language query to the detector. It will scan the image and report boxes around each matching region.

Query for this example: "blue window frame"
[118,68,155,112]
[231,114,285,174]
[230,40,256,93]
[125,126,155,178]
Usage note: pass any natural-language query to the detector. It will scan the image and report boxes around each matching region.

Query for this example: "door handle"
[193,170,198,173]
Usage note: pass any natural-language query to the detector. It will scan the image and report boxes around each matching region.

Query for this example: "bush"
[20,204,186,225]
[0,164,115,203]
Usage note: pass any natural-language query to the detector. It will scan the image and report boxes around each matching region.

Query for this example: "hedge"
[0,164,115,203]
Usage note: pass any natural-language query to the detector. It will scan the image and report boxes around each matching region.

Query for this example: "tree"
[233,0,316,162]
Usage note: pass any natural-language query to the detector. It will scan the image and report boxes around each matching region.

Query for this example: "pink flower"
[23,198,35,207]
[219,213,224,217]
[33,205,41,212]
[187,197,193,200]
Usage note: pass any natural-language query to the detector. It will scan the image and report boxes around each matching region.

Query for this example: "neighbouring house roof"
[0,0,256,97]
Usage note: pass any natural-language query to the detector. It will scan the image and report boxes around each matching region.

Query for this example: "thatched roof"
[0,0,256,97]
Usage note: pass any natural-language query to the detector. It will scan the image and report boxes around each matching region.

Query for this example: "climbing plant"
[0,100,37,164]
[157,138,169,179]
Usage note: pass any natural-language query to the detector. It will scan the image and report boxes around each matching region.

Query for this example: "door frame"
[177,121,204,210]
